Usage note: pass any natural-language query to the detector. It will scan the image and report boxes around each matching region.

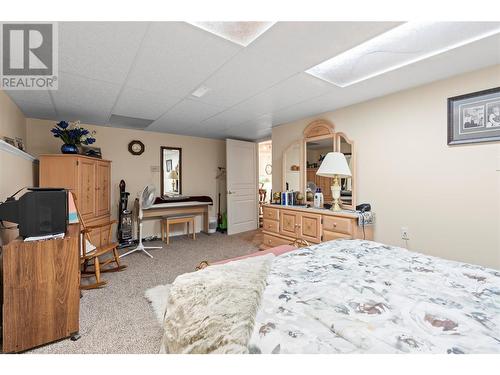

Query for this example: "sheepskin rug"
[144,284,171,325]
[146,254,274,354]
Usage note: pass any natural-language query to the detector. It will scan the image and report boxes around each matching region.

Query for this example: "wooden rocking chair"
[72,192,127,289]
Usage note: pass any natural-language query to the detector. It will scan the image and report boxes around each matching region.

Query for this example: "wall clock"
[128,140,145,155]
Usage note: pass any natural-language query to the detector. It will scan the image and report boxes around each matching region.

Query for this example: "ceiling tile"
[112,87,181,120]
[200,72,334,129]
[51,72,121,124]
[125,22,242,96]
[59,22,149,84]
[146,98,224,133]
[6,90,57,120]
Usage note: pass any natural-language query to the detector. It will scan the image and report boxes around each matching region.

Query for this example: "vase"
[61,143,78,154]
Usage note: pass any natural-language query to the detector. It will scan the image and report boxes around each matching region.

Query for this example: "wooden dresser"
[39,154,111,245]
[2,224,80,353]
[262,204,373,249]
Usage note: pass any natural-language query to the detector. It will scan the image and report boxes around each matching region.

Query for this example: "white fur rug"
[144,284,171,325]
[145,254,274,354]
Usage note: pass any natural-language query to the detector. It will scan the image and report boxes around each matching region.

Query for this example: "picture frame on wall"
[448,87,500,145]
[166,159,172,172]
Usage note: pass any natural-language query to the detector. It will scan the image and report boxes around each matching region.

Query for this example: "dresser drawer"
[263,219,279,234]
[323,230,352,242]
[263,206,279,221]
[322,216,353,235]
[263,234,291,248]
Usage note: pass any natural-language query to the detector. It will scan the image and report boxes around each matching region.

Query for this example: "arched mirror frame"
[300,119,356,210]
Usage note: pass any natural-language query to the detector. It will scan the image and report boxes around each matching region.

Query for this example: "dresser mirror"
[305,137,334,203]
[336,133,355,210]
[281,119,356,210]
[282,141,302,192]
[161,146,182,196]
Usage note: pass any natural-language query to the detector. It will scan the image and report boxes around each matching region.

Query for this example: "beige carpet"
[29,231,261,354]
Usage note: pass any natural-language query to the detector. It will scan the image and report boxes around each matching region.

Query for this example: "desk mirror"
[161,146,182,196]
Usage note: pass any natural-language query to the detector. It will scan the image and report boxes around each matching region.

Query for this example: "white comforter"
[248,240,500,354]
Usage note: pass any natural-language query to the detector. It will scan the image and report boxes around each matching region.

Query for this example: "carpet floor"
[29,231,261,354]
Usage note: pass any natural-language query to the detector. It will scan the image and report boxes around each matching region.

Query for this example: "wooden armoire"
[39,154,112,245]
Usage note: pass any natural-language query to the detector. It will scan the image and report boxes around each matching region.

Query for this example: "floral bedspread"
[248,240,500,354]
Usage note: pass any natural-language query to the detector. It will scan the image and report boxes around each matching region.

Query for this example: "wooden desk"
[142,201,211,233]
[1,224,80,353]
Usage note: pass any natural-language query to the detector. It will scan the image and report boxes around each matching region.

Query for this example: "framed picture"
[166,159,172,172]
[15,137,24,151]
[3,136,16,147]
[448,87,500,145]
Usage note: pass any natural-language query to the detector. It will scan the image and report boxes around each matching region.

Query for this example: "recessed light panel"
[187,22,276,47]
[191,85,211,98]
[306,22,500,87]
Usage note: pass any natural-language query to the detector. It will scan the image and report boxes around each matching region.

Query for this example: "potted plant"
[51,121,96,154]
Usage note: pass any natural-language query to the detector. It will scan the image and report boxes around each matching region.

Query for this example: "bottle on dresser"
[313,188,324,208]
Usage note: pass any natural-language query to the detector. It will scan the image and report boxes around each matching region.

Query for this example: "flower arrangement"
[51,121,96,154]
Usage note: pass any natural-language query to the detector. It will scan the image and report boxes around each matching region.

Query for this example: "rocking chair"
[72,192,127,289]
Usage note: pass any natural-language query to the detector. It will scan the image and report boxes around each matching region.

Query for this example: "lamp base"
[330,175,342,212]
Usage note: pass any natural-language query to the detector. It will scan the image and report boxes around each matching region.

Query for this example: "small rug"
[144,284,171,325]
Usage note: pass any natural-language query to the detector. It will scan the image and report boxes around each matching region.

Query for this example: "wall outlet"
[400,227,410,241]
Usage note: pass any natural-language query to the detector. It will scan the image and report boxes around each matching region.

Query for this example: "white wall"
[272,65,500,269]
[26,119,226,237]
[0,90,35,245]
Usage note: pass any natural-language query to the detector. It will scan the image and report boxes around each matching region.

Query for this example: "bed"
[156,240,500,354]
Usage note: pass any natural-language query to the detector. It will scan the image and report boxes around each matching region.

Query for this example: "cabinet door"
[78,159,96,220]
[280,210,298,238]
[96,161,111,217]
[299,212,322,243]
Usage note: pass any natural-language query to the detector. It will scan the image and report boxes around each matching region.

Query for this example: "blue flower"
[86,137,96,145]
[57,121,69,129]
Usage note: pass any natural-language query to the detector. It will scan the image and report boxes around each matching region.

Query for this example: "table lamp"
[316,152,351,211]
[168,170,178,191]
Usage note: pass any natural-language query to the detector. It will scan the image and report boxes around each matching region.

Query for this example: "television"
[0,188,68,238]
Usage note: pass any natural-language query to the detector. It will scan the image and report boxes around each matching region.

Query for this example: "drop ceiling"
[6,21,500,141]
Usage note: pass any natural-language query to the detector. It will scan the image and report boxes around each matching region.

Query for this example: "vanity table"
[265,119,374,249]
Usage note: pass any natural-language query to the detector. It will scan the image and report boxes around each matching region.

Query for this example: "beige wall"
[0,90,35,245]
[272,65,500,269]
[26,119,226,237]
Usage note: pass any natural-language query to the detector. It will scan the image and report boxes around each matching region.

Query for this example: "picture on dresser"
[448,87,500,145]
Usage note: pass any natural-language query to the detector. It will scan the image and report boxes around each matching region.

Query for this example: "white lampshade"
[168,170,178,179]
[316,152,352,177]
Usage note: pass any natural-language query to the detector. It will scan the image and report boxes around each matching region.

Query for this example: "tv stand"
[1,224,80,353]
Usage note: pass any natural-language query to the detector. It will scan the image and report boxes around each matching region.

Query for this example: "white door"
[226,139,258,235]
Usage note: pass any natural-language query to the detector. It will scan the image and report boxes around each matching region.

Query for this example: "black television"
[0,188,68,238]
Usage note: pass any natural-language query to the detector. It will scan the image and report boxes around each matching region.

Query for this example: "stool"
[161,215,196,244]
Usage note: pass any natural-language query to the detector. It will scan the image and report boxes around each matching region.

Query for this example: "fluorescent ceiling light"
[191,85,211,98]
[306,22,500,87]
[187,22,276,46]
